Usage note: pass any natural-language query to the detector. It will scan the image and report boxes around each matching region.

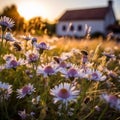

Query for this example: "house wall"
[56,20,104,37]
[104,8,116,32]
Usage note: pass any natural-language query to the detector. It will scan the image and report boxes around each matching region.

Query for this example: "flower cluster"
[0,81,12,101]
[3,54,25,69]
[101,93,120,111]
[0,16,119,120]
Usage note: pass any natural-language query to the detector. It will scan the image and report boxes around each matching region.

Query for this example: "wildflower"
[0,16,14,31]
[62,67,79,80]
[18,109,35,119]
[67,108,75,116]
[50,83,79,106]
[25,50,39,63]
[88,69,106,81]
[30,112,35,116]
[22,34,31,41]
[31,37,37,45]
[81,50,88,64]
[17,83,35,99]
[35,41,50,54]
[5,58,24,69]
[25,69,32,76]
[57,105,74,116]
[53,56,71,69]
[3,54,15,61]
[6,59,18,69]
[70,48,80,55]
[81,55,88,64]
[107,70,118,78]
[101,93,120,110]
[58,61,71,69]
[77,68,90,79]
[32,95,40,105]
[60,52,73,60]
[44,65,54,74]
[37,65,56,77]
[4,32,16,42]
[0,81,12,101]
[18,109,27,120]
[37,64,58,77]
[102,52,116,60]
[25,68,34,78]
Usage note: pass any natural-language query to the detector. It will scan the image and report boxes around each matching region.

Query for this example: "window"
[62,25,66,31]
[70,25,74,31]
[78,25,82,31]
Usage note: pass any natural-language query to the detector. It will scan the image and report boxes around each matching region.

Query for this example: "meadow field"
[0,16,120,120]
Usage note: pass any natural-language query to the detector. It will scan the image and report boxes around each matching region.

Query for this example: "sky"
[0,0,120,22]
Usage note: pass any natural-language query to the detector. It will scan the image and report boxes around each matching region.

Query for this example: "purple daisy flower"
[17,83,35,99]
[0,16,14,31]
[37,64,58,77]
[25,50,39,63]
[50,82,79,106]
[0,81,12,101]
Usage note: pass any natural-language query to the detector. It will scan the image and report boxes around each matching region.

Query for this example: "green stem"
[5,40,8,47]
[25,40,27,51]
[82,109,95,120]
[3,96,10,120]
[0,30,4,55]
[1,30,4,47]
[60,104,69,120]
[98,104,108,120]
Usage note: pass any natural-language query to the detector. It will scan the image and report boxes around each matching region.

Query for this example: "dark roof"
[59,7,109,21]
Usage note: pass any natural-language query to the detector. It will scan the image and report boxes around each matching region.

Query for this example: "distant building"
[56,0,116,37]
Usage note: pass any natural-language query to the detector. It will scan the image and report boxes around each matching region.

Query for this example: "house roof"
[59,7,109,21]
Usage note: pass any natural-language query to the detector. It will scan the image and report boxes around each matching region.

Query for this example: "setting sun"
[18,1,47,20]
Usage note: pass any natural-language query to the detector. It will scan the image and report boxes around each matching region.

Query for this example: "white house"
[56,0,116,37]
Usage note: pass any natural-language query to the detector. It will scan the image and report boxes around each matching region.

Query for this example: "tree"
[0,4,24,31]
[28,17,56,36]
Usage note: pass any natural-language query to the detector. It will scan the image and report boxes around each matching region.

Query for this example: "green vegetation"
[0,16,120,120]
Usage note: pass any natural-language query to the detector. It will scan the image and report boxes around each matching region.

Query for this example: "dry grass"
[40,36,120,51]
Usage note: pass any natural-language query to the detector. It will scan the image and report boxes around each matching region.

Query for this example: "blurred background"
[0,0,120,36]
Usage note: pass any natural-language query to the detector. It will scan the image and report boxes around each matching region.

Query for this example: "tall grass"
[0,16,120,120]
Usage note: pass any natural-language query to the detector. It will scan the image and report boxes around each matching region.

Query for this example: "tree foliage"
[26,17,56,36]
[0,4,56,35]
[0,4,24,31]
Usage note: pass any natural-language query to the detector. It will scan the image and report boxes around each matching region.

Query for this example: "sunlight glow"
[18,1,47,20]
